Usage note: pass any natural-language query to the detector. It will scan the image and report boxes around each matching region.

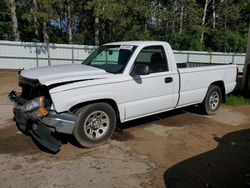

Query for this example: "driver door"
[124,45,176,120]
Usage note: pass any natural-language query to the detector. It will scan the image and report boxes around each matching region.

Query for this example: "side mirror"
[132,64,150,76]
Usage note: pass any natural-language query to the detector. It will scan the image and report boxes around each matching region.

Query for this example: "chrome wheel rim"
[83,111,110,140]
[209,91,220,111]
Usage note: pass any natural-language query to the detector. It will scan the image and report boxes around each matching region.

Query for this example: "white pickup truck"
[9,41,237,152]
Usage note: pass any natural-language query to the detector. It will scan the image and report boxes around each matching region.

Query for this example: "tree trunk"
[94,16,100,46]
[224,0,227,31]
[172,0,177,33]
[42,20,49,43]
[212,0,216,28]
[59,0,64,30]
[9,0,20,41]
[32,0,39,37]
[109,22,112,40]
[144,21,147,34]
[242,25,250,95]
[172,21,175,33]
[201,0,209,27]
[42,20,51,66]
[201,0,210,48]
[67,0,72,43]
[179,5,184,34]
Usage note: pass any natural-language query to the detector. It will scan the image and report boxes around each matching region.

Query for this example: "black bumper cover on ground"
[30,121,62,153]
[14,109,62,153]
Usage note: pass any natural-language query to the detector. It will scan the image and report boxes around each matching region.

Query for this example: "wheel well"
[69,99,121,122]
[210,81,226,102]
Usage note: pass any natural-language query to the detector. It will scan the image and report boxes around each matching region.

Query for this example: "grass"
[226,94,250,106]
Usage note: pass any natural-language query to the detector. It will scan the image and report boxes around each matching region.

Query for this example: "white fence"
[174,50,245,72]
[0,40,96,69]
[0,40,246,72]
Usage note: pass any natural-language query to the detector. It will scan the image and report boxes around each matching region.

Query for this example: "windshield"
[82,45,137,73]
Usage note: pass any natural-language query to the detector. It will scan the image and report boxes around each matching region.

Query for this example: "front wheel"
[200,85,222,115]
[73,103,116,147]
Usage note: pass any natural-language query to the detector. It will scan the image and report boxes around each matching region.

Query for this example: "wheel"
[73,103,117,147]
[200,85,222,115]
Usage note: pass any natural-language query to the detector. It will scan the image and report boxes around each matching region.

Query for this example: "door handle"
[165,77,173,83]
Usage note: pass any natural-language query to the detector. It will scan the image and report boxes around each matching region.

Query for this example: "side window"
[134,46,168,73]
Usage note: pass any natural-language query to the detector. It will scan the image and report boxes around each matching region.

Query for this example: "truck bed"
[176,61,236,108]
[177,62,232,69]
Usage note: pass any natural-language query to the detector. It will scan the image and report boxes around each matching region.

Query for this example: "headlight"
[23,97,40,112]
[23,97,48,118]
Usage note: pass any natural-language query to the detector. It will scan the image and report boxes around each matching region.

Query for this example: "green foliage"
[0,0,12,39]
[0,0,249,52]
[226,95,250,106]
[85,0,151,44]
[204,29,247,53]
[165,33,202,51]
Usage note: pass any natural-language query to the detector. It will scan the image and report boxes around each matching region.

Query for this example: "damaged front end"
[9,76,77,153]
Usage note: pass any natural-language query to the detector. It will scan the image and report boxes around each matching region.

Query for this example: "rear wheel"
[73,103,116,147]
[200,85,222,115]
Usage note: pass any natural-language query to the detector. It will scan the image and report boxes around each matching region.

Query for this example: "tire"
[73,103,117,147]
[200,85,222,115]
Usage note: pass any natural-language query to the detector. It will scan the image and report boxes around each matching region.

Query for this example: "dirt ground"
[0,70,250,188]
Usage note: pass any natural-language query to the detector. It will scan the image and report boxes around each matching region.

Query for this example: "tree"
[0,0,12,39]
[23,0,60,43]
[86,0,151,44]
[65,0,74,43]
[9,0,20,41]
[242,25,250,94]
[31,0,38,38]
[201,0,210,49]
[212,0,215,28]
[0,0,248,53]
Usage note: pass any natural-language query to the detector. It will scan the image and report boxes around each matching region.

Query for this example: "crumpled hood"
[20,64,112,86]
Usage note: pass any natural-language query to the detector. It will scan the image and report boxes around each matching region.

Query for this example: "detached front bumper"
[9,91,77,152]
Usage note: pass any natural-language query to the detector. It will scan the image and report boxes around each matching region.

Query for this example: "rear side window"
[134,46,168,73]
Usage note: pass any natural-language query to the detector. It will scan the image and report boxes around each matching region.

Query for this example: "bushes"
[204,29,247,53]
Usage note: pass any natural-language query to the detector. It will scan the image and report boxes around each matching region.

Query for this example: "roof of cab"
[104,41,169,47]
